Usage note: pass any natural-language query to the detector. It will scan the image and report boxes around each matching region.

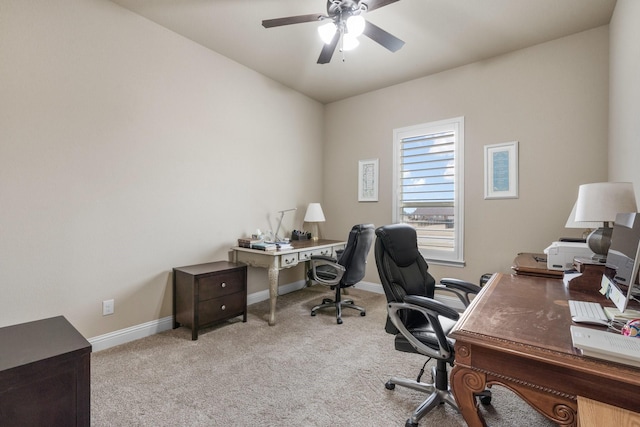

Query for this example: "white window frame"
[392,117,465,266]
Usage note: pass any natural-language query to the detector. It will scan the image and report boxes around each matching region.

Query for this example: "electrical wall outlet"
[102,299,115,316]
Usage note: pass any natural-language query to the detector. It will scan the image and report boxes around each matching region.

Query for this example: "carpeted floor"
[91,286,556,426]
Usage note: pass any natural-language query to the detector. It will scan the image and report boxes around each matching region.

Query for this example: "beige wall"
[2,0,636,340]
[609,0,640,193]
[0,0,324,337]
[323,27,610,284]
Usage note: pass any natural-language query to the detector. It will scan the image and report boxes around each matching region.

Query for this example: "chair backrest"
[337,224,375,287]
[374,223,436,333]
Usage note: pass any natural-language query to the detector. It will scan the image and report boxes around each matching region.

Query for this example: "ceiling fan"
[262,0,405,64]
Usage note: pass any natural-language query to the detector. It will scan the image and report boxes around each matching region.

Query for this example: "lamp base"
[586,225,613,263]
[311,223,319,242]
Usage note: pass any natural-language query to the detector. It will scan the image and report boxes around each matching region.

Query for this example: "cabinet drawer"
[198,293,245,325]
[199,271,244,300]
[298,247,334,261]
[281,253,298,267]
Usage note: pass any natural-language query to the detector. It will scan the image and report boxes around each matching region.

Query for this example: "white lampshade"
[574,182,638,261]
[304,203,326,222]
[565,202,602,229]
[318,22,337,44]
[574,182,637,223]
[346,15,365,37]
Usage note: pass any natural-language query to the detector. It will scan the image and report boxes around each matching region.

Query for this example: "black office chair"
[308,223,375,324]
[374,223,491,426]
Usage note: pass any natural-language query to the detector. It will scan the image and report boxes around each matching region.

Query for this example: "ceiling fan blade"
[262,13,324,28]
[361,0,400,13]
[363,20,405,52]
[317,31,340,64]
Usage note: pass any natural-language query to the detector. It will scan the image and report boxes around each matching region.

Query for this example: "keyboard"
[571,325,640,367]
[568,300,609,322]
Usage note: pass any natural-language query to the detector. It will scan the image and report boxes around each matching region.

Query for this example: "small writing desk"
[450,273,640,427]
[230,239,345,325]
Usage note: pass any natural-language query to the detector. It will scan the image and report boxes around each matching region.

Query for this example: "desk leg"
[450,365,488,427]
[267,261,279,326]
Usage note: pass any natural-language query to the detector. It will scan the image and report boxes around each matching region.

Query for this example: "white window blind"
[393,117,464,265]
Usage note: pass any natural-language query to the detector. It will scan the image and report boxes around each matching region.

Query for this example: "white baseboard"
[89,280,463,352]
[89,281,310,352]
[89,316,174,352]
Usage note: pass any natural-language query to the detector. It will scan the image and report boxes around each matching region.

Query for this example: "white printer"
[543,241,594,271]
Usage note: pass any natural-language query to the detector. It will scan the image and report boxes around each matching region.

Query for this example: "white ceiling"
[110,0,616,104]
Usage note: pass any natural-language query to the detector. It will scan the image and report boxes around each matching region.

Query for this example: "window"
[393,117,464,266]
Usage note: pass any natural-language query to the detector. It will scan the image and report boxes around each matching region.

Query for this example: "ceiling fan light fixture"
[346,15,365,37]
[342,32,360,51]
[318,21,337,44]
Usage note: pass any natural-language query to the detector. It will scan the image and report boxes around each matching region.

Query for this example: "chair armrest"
[403,295,460,320]
[436,278,483,308]
[387,295,459,360]
[309,257,345,286]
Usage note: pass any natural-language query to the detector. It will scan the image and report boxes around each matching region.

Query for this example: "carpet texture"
[91,286,556,426]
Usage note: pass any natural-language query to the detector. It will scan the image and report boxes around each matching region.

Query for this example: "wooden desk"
[230,239,345,325]
[449,273,640,427]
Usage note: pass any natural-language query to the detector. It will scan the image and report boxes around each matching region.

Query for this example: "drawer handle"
[221,305,226,311]
[285,258,294,264]
[221,282,226,288]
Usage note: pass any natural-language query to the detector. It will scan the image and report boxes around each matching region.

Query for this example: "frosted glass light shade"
[574,182,637,223]
[318,22,337,44]
[346,15,365,37]
[342,33,360,51]
[304,203,326,222]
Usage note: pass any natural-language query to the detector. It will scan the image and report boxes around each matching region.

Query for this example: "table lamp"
[574,182,638,262]
[304,203,325,241]
[564,201,602,240]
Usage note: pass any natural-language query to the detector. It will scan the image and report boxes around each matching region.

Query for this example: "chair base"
[386,366,458,426]
[386,364,492,426]
[310,297,366,325]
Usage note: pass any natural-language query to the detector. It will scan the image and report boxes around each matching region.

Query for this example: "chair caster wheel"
[385,381,395,390]
[311,311,316,317]
[405,420,418,427]
[480,395,492,405]
[360,312,366,316]
[337,318,343,324]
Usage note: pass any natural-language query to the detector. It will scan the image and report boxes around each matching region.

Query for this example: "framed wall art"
[358,158,379,202]
[484,141,519,199]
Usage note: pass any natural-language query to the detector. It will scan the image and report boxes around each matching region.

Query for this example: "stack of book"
[250,242,278,251]
[237,237,262,248]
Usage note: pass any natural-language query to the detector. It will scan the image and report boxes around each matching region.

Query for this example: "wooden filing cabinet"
[173,261,247,340]
[0,316,91,426]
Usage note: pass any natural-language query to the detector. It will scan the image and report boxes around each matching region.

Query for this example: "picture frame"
[358,159,379,202]
[484,141,518,199]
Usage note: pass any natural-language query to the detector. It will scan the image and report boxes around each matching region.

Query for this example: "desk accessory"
[237,237,263,248]
[573,182,637,262]
[570,325,640,367]
[565,257,606,291]
[621,319,640,337]
[303,203,325,241]
[291,230,311,240]
[266,208,296,243]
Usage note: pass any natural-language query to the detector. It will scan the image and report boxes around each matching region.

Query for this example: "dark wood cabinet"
[173,261,247,340]
[0,316,91,427]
